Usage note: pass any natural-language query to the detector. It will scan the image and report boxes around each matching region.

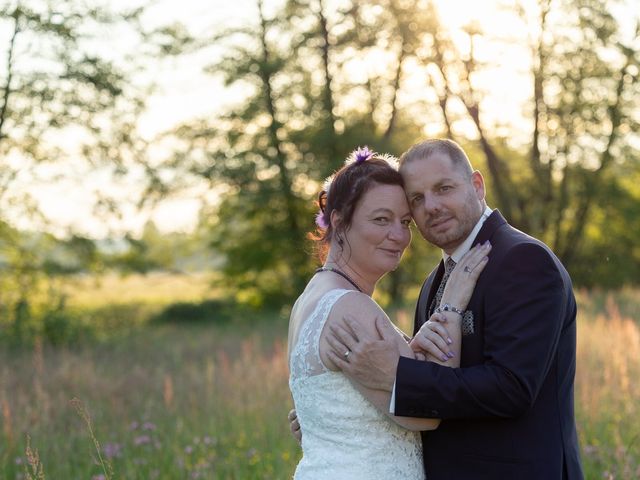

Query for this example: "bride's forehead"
[360,184,406,200]
[356,185,409,211]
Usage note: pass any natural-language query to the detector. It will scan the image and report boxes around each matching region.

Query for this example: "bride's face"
[341,183,412,277]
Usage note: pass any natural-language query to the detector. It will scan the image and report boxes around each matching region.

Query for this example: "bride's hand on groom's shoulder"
[442,242,491,308]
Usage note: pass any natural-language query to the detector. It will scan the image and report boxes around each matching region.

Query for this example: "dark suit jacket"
[395,210,584,480]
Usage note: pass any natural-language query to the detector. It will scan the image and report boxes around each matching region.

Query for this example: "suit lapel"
[471,209,507,247]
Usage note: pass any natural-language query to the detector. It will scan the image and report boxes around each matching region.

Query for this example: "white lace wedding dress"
[289,289,425,479]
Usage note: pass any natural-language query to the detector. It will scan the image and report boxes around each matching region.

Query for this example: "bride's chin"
[381,263,401,275]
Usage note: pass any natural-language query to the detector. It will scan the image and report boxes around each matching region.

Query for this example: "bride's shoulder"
[329,291,389,326]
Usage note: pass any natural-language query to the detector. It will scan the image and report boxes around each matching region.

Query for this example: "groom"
[324,139,584,479]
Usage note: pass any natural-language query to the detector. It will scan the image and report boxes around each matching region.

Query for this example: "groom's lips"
[429,216,453,229]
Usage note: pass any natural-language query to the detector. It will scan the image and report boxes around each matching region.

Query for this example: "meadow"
[0,273,639,479]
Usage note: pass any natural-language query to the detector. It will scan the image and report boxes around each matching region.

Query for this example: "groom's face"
[401,153,485,254]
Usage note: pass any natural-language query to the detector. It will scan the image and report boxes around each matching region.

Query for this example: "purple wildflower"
[103,442,123,459]
[353,146,374,163]
[315,210,328,229]
[142,421,156,431]
[134,434,151,446]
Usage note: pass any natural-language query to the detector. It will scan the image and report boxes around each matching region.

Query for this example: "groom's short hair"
[399,139,474,178]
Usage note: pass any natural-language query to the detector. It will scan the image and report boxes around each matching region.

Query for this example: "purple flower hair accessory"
[315,210,329,229]
[353,146,374,163]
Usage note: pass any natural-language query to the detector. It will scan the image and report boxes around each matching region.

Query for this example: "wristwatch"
[435,303,465,316]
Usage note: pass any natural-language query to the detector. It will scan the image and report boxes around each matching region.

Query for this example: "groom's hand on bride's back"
[288,409,302,445]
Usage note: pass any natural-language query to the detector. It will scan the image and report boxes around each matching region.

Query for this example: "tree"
[173,0,446,305]
[0,0,184,336]
[167,0,314,306]
[166,0,639,306]
[403,0,639,283]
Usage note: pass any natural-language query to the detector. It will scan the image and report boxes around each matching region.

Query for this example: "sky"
[5,0,638,238]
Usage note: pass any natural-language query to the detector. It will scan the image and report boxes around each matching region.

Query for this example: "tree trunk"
[383,34,406,140]
[559,58,629,267]
[317,0,337,163]
[258,0,300,240]
[0,11,20,144]
[529,0,552,234]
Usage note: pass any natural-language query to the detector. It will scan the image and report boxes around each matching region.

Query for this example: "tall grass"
[0,319,297,479]
[0,281,638,478]
[575,293,640,478]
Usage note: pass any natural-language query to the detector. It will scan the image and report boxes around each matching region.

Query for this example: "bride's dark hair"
[309,150,404,262]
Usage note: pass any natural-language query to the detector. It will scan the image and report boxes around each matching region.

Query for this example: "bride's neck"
[323,253,377,296]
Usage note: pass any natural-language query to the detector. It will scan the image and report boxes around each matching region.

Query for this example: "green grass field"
[0,275,638,479]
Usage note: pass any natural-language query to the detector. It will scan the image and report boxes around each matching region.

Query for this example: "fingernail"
[441,355,448,362]
[448,351,455,358]
[447,337,452,344]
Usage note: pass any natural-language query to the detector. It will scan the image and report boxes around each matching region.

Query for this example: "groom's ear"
[471,171,485,201]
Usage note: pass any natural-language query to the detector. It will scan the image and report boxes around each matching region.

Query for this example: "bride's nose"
[387,222,408,243]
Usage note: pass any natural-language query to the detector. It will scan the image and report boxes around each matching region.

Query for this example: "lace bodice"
[289,289,424,479]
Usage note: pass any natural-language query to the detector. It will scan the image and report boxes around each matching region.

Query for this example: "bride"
[287,147,490,478]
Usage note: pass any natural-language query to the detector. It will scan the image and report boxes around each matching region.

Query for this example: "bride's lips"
[379,248,402,257]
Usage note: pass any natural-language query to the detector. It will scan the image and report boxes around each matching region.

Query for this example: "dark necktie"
[429,257,457,317]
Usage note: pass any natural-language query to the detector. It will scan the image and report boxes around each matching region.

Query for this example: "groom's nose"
[421,192,441,214]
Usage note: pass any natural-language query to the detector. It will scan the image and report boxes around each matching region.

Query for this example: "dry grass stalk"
[70,397,114,480]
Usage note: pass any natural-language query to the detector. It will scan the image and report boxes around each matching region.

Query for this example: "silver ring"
[344,350,351,360]
[463,266,472,273]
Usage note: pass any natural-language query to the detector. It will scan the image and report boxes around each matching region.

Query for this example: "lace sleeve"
[289,289,352,381]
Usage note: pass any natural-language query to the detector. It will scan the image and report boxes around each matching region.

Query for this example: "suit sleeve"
[394,243,569,419]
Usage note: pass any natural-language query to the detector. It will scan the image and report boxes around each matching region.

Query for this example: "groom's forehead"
[401,155,459,181]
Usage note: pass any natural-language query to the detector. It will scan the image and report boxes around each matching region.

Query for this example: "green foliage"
[182,0,639,303]
[0,0,166,344]
[0,0,638,314]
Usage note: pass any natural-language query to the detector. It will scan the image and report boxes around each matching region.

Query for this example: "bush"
[152,299,234,324]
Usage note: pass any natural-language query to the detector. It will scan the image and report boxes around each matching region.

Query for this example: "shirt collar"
[444,206,493,264]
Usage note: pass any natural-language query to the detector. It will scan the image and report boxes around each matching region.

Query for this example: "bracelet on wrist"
[435,303,465,316]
